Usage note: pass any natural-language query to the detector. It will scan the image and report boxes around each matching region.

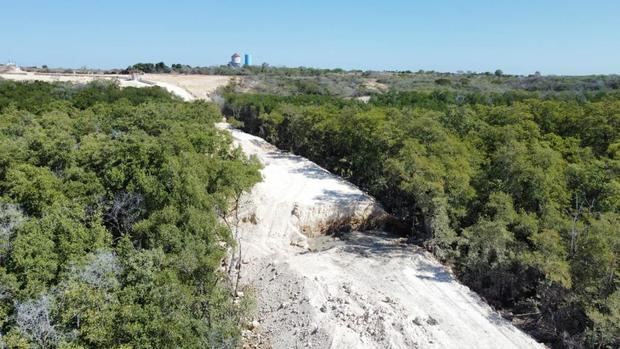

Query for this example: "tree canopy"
[224,90,620,348]
[0,80,261,348]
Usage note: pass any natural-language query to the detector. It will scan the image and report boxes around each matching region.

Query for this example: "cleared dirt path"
[218,124,544,349]
[0,72,151,87]
[143,74,231,101]
[0,72,229,102]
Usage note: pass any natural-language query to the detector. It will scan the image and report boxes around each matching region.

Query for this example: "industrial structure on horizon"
[228,53,252,68]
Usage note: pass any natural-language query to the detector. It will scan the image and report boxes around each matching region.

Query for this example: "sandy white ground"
[0,72,228,102]
[0,72,151,88]
[143,79,196,101]
[143,74,232,100]
[217,124,544,349]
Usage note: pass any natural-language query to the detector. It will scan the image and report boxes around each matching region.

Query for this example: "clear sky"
[1,0,618,75]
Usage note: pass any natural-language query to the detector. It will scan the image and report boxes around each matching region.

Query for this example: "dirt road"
[0,72,229,102]
[143,74,231,100]
[218,124,544,349]
[0,71,149,87]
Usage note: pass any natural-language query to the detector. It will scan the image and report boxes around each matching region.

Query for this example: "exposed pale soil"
[143,74,232,100]
[218,124,544,349]
[0,71,149,87]
[0,72,231,101]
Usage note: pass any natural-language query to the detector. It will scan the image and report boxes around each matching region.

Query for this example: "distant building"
[228,53,242,68]
[244,54,252,66]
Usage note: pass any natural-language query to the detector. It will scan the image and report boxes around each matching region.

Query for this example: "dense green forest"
[0,80,261,348]
[223,90,620,348]
[228,71,620,98]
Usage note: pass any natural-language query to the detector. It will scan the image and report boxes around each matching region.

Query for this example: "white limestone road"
[0,72,226,102]
[0,72,149,87]
[142,73,231,101]
[217,123,545,349]
[139,78,196,101]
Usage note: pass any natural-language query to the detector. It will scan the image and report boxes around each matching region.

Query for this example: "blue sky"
[1,0,618,75]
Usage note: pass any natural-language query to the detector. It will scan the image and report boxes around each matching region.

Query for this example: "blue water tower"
[244,54,252,66]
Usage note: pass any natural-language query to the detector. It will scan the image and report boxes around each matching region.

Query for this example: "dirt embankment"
[0,71,154,89]
[218,124,544,349]
[0,72,231,102]
[143,74,232,101]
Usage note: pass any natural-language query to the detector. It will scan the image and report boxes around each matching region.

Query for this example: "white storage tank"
[232,53,241,65]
